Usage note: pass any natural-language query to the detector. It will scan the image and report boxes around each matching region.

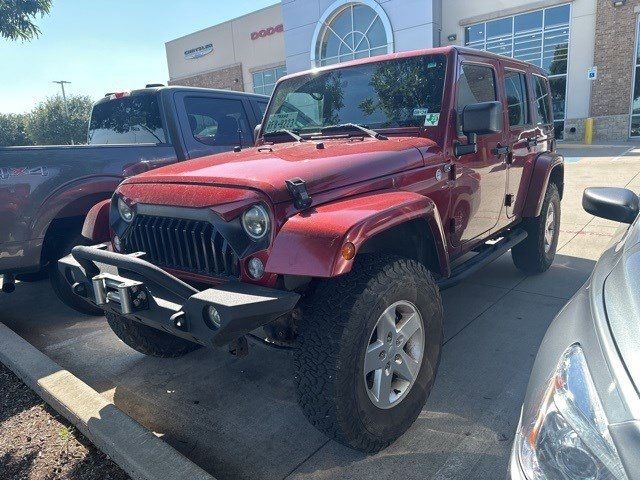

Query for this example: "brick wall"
[168,64,245,92]
[590,0,639,139]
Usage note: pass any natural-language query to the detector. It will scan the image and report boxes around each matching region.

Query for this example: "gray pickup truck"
[0,86,268,313]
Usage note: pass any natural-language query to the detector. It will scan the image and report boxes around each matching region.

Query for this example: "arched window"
[313,1,393,67]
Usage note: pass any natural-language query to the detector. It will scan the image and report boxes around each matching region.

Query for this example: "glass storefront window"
[253,66,287,96]
[465,4,570,138]
[315,3,390,67]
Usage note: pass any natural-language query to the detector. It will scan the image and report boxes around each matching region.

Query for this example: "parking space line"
[609,146,636,162]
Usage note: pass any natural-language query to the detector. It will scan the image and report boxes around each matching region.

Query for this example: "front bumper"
[58,244,299,347]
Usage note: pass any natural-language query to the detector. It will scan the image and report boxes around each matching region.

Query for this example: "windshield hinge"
[285,178,313,211]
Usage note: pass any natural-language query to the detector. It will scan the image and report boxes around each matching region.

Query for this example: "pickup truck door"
[173,92,258,160]
[500,68,541,220]
[450,60,508,248]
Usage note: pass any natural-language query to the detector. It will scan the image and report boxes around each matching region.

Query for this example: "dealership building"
[166,0,640,141]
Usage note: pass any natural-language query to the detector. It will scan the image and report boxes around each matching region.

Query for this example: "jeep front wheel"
[294,254,443,453]
[106,312,200,358]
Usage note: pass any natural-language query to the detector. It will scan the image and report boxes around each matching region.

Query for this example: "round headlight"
[118,197,134,223]
[242,205,270,240]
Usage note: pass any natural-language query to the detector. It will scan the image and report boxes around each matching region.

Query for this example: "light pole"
[52,80,72,144]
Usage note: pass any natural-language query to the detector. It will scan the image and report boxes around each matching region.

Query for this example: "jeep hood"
[123,137,436,204]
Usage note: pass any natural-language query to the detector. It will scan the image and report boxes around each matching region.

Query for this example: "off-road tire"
[50,233,104,316]
[106,312,200,358]
[512,182,561,274]
[294,254,444,453]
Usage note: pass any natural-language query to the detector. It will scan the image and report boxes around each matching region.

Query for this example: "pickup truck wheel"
[106,312,200,358]
[294,254,443,453]
[50,234,104,316]
[511,183,561,274]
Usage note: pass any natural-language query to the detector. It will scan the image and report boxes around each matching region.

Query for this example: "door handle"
[492,144,511,156]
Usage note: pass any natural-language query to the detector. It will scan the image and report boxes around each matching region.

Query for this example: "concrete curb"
[0,323,215,480]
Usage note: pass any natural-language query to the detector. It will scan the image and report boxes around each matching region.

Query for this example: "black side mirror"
[583,187,639,225]
[455,101,503,157]
[254,124,262,144]
[462,101,503,136]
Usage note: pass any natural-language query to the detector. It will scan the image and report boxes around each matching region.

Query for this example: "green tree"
[26,95,93,145]
[0,0,52,41]
[0,113,32,146]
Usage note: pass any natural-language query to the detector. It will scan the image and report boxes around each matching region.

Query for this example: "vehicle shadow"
[0,252,596,480]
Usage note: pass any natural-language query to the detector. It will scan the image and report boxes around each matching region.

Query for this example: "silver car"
[509,187,640,480]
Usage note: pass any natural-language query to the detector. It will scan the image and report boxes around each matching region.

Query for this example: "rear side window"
[504,71,530,126]
[533,75,552,125]
[88,94,166,145]
[457,64,497,131]
[184,97,252,147]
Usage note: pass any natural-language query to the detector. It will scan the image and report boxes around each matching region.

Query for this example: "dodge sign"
[251,24,284,41]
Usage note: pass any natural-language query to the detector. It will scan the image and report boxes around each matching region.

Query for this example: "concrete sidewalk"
[1,145,639,479]
[0,323,214,480]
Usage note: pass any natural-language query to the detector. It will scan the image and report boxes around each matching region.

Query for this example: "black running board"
[437,229,528,290]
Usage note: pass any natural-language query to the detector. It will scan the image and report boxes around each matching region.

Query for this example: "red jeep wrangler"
[59,46,563,453]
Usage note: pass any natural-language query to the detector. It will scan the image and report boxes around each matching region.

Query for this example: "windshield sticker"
[266,112,298,131]
[413,108,430,117]
[424,113,440,127]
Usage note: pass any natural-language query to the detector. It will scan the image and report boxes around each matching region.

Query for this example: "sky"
[0,0,277,114]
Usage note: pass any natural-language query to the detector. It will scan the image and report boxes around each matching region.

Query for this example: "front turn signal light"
[341,242,356,260]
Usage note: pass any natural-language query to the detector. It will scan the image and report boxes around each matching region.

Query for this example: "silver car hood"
[603,218,640,395]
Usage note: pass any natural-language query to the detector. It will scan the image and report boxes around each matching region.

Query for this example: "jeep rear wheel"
[294,254,443,453]
[106,312,200,358]
[511,182,561,274]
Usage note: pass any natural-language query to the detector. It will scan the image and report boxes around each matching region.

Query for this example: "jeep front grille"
[122,215,240,278]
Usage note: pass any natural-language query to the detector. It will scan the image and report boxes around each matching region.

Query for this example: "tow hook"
[228,336,249,357]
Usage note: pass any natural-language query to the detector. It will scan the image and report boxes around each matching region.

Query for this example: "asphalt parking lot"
[2,144,640,480]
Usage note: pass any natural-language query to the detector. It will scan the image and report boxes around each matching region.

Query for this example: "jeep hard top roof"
[278,45,548,84]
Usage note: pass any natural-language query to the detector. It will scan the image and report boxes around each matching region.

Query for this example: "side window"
[184,97,252,147]
[457,63,497,133]
[533,75,552,125]
[257,102,268,120]
[504,71,530,127]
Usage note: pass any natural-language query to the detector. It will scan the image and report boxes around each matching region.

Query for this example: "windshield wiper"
[319,123,388,140]
[263,129,305,143]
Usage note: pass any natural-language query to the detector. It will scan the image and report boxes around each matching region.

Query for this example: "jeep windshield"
[263,54,447,138]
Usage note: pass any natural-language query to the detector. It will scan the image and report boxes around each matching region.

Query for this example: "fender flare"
[521,152,564,218]
[82,199,112,242]
[265,190,450,278]
[33,175,121,240]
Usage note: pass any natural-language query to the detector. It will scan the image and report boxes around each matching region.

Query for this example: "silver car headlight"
[117,197,135,223]
[517,344,628,480]
[242,204,270,240]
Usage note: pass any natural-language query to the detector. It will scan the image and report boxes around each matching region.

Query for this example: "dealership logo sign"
[251,24,283,41]
[184,43,214,60]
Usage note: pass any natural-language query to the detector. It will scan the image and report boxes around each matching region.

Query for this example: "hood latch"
[285,178,313,211]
